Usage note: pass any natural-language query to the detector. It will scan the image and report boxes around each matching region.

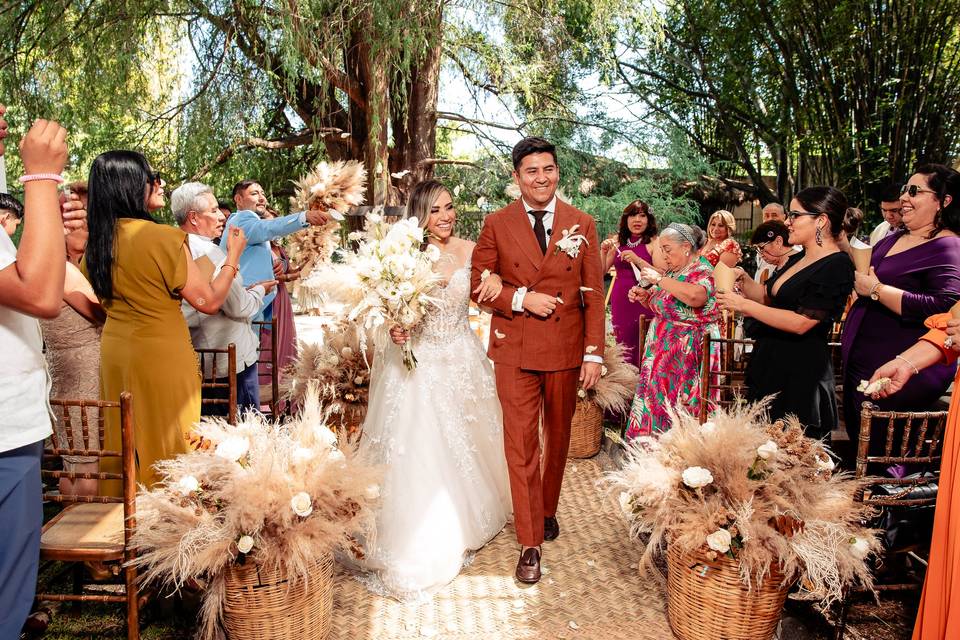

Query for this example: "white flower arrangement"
[554,224,589,258]
[705,528,733,554]
[757,440,779,460]
[291,491,314,517]
[176,475,200,495]
[214,436,250,463]
[236,535,254,554]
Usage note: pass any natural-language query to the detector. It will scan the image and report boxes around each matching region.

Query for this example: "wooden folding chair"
[254,318,280,417]
[195,343,238,424]
[619,315,650,438]
[36,392,146,640]
[832,401,948,639]
[699,332,754,422]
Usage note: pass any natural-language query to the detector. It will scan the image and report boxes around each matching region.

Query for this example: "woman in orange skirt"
[869,312,959,639]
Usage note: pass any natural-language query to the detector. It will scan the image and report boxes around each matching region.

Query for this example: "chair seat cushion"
[41,503,125,559]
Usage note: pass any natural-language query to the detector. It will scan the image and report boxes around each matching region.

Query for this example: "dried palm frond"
[283,322,370,432]
[586,335,639,413]
[604,401,879,607]
[130,387,381,640]
[287,160,367,282]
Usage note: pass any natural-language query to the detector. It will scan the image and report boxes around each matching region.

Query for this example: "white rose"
[354,376,365,385]
[816,455,836,472]
[237,535,254,554]
[424,244,441,262]
[341,347,354,358]
[850,536,871,560]
[215,436,250,462]
[682,466,714,489]
[577,388,587,399]
[701,421,716,434]
[367,212,383,224]
[757,440,779,460]
[365,484,381,500]
[291,492,314,517]
[618,492,633,516]
[397,281,415,297]
[176,475,200,495]
[706,528,732,554]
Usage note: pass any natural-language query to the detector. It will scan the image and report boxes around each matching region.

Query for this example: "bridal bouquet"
[299,210,443,370]
[606,401,879,607]
[130,389,381,640]
[287,160,367,283]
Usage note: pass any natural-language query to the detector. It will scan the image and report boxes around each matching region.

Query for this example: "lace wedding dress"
[352,262,512,599]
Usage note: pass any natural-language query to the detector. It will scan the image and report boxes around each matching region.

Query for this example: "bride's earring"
[815,225,823,246]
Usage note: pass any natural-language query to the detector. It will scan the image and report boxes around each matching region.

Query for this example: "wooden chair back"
[699,332,754,422]
[854,402,947,507]
[36,392,144,640]
[195,342,238,424]
[253,317,280,417]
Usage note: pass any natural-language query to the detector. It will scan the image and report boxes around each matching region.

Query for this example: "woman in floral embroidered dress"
[700,209,742,268]
[626,223,721,438]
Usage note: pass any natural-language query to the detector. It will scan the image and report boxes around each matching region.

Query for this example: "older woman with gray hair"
[624,222,721,438]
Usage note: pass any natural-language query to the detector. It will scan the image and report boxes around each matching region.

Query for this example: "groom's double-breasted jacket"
[470,198,605,370]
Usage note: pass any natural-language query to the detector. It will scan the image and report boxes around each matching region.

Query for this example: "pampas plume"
[605,400,879,607]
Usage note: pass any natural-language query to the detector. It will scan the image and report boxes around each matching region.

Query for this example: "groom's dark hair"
[512,137,557,170]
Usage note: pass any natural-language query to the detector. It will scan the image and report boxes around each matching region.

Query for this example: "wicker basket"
[568,400,602,458]
[223,553,335,640]
[666,544,790,640]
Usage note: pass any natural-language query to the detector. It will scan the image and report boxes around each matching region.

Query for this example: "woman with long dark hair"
[84,150,246,490]
[600,200,664,367]
[717,186,855,438]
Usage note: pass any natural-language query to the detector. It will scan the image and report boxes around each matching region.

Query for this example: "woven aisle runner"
[329,456,672,640]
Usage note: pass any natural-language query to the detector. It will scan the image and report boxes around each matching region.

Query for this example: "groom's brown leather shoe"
[544,516,560,541]
[515,547,541,584]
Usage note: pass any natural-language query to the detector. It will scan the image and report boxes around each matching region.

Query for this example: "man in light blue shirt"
[223,179,330,318]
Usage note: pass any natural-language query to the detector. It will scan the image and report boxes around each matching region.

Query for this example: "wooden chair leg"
[832,595,849,640]
[71,564,84,613]
[125,564,140,640]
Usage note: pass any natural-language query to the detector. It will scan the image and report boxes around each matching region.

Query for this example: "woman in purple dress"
[841,164,960,463]
[600,200,664,367]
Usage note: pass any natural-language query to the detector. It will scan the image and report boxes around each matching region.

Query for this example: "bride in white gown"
[353,180,512,599]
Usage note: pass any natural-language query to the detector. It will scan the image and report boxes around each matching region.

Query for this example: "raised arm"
[230,210,307,245]
[0,118,68,318]
[180,227,248,314]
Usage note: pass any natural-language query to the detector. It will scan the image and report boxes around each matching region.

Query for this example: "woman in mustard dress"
[84,151,246,489]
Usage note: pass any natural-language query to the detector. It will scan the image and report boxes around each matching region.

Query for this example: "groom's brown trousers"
[495,364,579,548]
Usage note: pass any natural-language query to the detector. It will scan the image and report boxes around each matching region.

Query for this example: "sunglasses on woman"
[899,184,937,198]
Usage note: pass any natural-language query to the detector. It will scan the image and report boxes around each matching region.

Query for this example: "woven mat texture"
[328,456,672,640]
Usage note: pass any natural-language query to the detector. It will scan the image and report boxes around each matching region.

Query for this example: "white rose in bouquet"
[682,466,714,489]
[176,475,200,495]
[757,440,779,460]
[424,244,441,262]
[215,436,250,463]
[291,491,314,517]
[816,455,836,472]
[236,535,255,554]
[618,492,634,516]
[706,528,732,554]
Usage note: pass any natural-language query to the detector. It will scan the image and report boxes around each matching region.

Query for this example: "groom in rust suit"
[471,137,605,583]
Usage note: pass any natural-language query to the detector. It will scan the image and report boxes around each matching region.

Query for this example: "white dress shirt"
[182,234,265,376]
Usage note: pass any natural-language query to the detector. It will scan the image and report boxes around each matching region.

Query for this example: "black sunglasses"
[785,210,820,222]
[899,184,937,198]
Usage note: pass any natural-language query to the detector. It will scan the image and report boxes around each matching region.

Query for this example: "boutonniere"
[554,224,589,258]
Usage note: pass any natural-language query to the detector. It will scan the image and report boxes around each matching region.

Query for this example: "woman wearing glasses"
[716,186,854,438]
[839,164,960,464]
[84,151,247,490]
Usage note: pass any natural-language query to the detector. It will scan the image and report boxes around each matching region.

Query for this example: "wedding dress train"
[353,264,512,599]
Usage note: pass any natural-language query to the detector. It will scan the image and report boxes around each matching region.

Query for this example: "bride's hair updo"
[406,179,450,230]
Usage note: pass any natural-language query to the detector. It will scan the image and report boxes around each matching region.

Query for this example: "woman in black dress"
[717,186,855,437]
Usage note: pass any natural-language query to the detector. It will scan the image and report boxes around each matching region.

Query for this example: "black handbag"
[869,472,937,550]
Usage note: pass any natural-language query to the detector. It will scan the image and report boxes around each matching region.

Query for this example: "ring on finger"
[945,336,954,348]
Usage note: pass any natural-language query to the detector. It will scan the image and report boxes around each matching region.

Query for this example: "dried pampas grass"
[287,160,367,283]
[605,401,879,607]
[283,322,371,432]
[585,335,639,413]
[130,387,381,640]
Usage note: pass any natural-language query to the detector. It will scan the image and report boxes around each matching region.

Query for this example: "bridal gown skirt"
[352,283,512,599]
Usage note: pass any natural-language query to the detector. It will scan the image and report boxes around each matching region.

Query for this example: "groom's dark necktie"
[529,210,548,255]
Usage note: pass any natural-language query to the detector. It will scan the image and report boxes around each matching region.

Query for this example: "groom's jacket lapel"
[531,201,577,286]
[502,200,544,271]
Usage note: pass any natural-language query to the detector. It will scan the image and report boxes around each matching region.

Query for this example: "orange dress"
[913,313,959,639]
